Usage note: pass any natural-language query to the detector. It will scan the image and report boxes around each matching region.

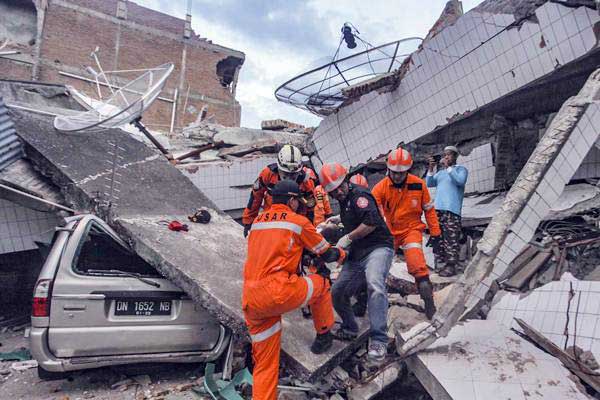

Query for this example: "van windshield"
[73,223,162,278]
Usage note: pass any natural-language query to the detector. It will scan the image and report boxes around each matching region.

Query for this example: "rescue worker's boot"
[417,278,436,320]
[310,331,333,354]
[438,263,457,277]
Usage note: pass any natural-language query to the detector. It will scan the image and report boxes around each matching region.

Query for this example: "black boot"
[417,278,436,320]
[310,331,333,354]
[438,263,457,277]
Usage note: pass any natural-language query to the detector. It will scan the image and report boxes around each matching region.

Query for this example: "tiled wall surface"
[409,319,589,400]
[459,143,496,193]
[466,102,600,308]
[180,156,277,212]
[312,3,599,170]
[489,279,600,363]
[572,141,600,180]
[0,198,60,254]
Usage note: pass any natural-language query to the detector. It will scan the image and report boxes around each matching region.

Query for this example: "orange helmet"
[387,148,413,172]
[303,166,317,182]
[319,163,347,192]
[349,174,368,188]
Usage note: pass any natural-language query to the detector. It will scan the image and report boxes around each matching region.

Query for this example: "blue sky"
[137,0,480,128]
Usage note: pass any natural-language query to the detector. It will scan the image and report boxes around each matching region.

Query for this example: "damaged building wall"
[0,0,245,130]
[311,2,600,178]
[400,67,600,358]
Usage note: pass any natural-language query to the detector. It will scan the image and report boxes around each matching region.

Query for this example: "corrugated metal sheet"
[0,97,23,171]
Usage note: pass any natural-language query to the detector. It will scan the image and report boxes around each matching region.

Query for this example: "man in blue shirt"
[426,146,468,277]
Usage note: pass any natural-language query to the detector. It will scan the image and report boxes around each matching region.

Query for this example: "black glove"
[243,224,251,238]
[426,235,442,253]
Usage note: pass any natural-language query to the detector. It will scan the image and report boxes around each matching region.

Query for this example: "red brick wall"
[1,0,243,130]
[0,60,33,81]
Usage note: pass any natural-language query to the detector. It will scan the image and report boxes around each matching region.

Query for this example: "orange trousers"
[393,229,429,279]
[243,272,334,400]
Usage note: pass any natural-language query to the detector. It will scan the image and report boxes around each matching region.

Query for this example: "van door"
[47,216,222,358]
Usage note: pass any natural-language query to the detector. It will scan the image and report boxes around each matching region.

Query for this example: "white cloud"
[136,0,483,128]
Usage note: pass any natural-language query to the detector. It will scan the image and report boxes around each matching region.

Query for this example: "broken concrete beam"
[217,138,279,158]
[11,109,367,381]
[399,68,600,358]
[261,119,305,131]
[398,320,590,400]
[184,122,310,153]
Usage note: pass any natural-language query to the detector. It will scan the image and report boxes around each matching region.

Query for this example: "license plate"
[114,299,172,316]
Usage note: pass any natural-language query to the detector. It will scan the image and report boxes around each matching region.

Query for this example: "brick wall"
[0,0,244,130]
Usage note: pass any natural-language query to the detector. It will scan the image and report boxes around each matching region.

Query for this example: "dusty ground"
[0,328,210,400]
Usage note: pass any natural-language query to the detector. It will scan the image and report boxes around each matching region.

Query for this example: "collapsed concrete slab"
[184,122,310,153]
[489,276,600,364]
[399,320,591,400]
[399,68,600,357]
[9,108,366,381]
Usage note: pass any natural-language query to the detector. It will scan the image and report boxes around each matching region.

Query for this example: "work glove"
[426,235,442,254]
[243,224,251,238]
[325,215,341,225]
[336,234,352,250]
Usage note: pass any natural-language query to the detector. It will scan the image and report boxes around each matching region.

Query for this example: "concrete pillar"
[31,0,48,81]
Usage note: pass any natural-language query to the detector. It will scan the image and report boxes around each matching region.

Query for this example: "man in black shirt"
[318,163,394,362]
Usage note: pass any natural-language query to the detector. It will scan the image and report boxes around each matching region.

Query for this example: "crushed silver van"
[30,214,229,379]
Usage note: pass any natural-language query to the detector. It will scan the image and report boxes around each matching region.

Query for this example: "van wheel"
[37,366,68,381]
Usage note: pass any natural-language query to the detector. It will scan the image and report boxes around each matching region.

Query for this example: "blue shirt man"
[425,146,468,276]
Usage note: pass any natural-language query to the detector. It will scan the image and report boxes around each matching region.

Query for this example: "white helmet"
[277,144,302,173]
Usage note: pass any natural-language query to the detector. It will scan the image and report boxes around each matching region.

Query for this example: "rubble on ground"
[2,0,600,399]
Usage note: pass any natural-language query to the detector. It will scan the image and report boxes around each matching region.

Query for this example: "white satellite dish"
[54,63,174,132]
[53,49,175,158]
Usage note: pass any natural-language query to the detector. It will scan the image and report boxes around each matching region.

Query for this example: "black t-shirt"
[339,185,393,261]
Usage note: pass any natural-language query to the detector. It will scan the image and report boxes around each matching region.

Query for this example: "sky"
[137,0,481,129]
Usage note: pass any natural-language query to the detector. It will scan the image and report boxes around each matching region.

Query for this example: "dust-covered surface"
[400,320,593,400]
[0,327,204,400]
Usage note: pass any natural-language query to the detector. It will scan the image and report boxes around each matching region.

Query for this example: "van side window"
[73,223,161,277]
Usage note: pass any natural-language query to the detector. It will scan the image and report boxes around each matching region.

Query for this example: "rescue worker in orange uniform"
[371,148,441,319]
[243,180,346,400]
[242,145,315,236]
[349,173,369,188]
[305,167,334,226]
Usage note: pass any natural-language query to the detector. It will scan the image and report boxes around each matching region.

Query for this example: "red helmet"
[387,148,413,172]
[319,163,347,192]
[303,166,317,182]
[349,174,368,188]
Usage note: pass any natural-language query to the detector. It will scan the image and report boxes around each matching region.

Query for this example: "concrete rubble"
[1,0,600,399]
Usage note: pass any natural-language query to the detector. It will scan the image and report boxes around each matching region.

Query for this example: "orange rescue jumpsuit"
[243,204,335,400]
[312,185,332,226]
[242,164,315,226]
[372,174,441,279]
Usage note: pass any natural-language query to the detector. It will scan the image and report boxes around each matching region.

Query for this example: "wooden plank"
[515,318,600,393]
[504,250,551,290]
